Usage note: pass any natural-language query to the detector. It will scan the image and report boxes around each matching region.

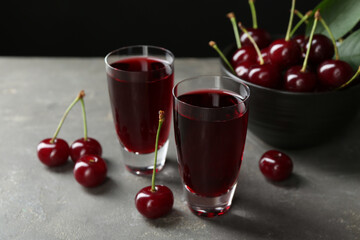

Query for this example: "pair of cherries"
[37,90,107,188]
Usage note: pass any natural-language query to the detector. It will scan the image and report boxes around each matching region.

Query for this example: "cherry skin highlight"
[70,137,102,162]
[268,39,302,69]
[37,138,69,167]
[248,63,281,89]
[240,28,272,49]
[284,65,317,92]
[259,150,293,181]
[231,46,257,67]
[234,61,254,81]
[73,154,107,187]
[317,59,354,90]
[135,185,174,219]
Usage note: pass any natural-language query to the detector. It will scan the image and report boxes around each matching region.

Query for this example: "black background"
[0,0,320,57]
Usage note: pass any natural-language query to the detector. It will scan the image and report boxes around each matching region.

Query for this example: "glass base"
[184,183,237,217]
[120,140,169,175]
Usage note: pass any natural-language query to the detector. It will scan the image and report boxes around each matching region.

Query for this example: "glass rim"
[172,75,250,110]
[104,45,175,74]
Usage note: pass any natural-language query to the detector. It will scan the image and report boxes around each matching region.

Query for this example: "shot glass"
[105,45,174,175]
[173,76,250,217]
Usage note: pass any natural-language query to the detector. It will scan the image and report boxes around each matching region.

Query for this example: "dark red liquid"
[174,90,248,197]
[107,57,173,154]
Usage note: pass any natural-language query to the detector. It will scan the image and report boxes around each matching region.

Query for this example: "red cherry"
[317,59,354,90]
[284,65,317,92]
[240,28,272,49]
[73,154,107,187]
[70,137,102,162]
[234,61,254,81]
[231,46,257,67]
[268,39,302,69]
[256,47,272,65]
[259,150,293,181]
[37,138,69,167]
[293,35,306,57]
[135,185,174,219]
[305,34,334,66]
[248,63,281,89]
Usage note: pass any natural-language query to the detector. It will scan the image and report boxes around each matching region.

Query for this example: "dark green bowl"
[221,45,360,149]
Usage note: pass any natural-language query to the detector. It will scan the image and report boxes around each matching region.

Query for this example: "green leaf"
[338,29,360,70]
[305,0,360,40]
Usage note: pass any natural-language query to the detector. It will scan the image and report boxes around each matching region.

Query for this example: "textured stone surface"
[0,57,359,240]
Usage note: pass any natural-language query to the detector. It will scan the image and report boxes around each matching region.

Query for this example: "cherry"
[70,137,102,162]
[70,91,103,162]
[135,111,173,218]
[238,22,281,89]
[240,0,271,49]
[284,66,317,92]
[315,12,358,90]
[268,0,302,69]
[305,34,334,66]
[234,61,254,81]
[256,47,271,64]
[135,185,174,219]
[231,46,257,66]
[240,28,271,49]
[37,91,85,167]
[248,64,281,89]
[37,138,70,167]
[284,11,319,92]
[268,39,302,69]
[259,150,293,181]
[73,154,107,187]
[293,35,306,56]
[317,60,354,90]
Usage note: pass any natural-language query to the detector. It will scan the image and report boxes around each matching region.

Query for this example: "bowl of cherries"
[212,0,360,149]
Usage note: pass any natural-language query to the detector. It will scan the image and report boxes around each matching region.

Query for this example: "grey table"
[0,57,359,240]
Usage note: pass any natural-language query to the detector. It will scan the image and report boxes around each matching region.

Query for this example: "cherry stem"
[151,110,165,192]
[294,9,309,24]
[319,16,339,60]
[227,12,242,49]
[238,22,264,65]
[285,0,296,41]
[209,41,236,75]
[50,90,85,144]
[290,10,312,38]
[301,10,319,72]
[80,97,88,141]
[338,66,360,90]
[248,0,258,29]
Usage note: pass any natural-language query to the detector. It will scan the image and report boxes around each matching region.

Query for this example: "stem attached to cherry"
[80,96,88,141]
[227,12,242,49]
[285,0,296,41]
[238,22,264,65]
[318,14,339,60]
[50,90,85,144]
[151,110,165,192]
[301,10,320,72]
[248,0,258,29]
[338,66,360,90]
[209,41,236,74]
[290,10,312,38]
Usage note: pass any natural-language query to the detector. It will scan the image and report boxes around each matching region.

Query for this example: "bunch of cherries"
[211,0,360,92]
[37,90,107,188]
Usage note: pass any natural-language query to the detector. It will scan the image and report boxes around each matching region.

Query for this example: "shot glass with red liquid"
[105,46,174,175]
[173,76,250,217]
